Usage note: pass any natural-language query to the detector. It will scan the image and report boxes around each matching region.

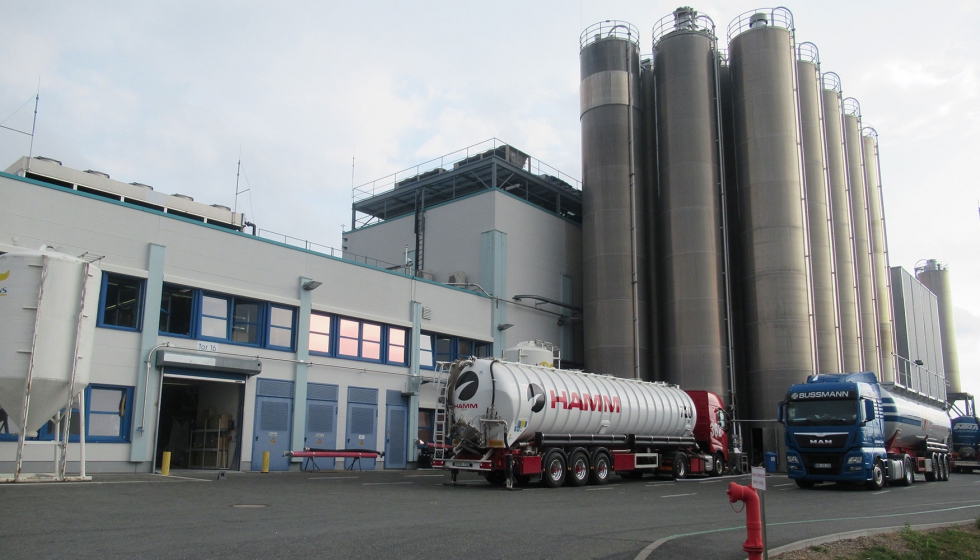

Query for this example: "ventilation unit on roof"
[130,182,154,190]
[83,169,109,179]
[210,204,231,211]
[34,156,62,165]
[172,194,194,201]
[448,271,466,284]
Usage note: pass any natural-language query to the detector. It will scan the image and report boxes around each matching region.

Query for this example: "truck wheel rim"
[575,460,588,480]
[597,459,608,478]
[550,460,562,480]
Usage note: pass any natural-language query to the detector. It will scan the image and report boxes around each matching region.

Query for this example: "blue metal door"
[305,383,339,470]
[385,405,408,469]
[252,395,292,471]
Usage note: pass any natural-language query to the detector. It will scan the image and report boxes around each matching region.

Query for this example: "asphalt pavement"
[0,468,977,559]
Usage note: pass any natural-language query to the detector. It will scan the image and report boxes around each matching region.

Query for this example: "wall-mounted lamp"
[302,280,323,291]
[914,359,924,366]
[497,323,513,331]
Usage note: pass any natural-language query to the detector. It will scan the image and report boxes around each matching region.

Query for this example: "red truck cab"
[686,390,729,469]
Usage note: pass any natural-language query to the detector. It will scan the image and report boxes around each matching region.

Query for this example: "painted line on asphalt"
[585,486,614,491]
[660,493,696,498]
[156,474,211,482]
[363,481,414,486]
[773,482,796,487]
[874,490,892,495]
[309,476,358,480]
[404,474,446,478]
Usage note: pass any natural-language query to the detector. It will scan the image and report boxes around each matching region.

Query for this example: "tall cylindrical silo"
[821,74,862,371]
[652,7,731,402]
[915,260,961,393]
[862,127,895,382]
[640,56,661,382]
[728,8,816,421]
[843,98,881,377]
[580,21,650,378]
[796,43,842,374]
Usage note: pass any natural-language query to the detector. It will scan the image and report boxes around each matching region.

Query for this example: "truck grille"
[801,453,844,474]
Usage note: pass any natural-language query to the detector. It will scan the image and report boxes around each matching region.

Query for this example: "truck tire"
[940,454,950,481]
[865,459,885,491]
[672,453,688,480]
[710,452,725,477]
[925,453,938,481]
[485,471,506,486]
[543,450,566,488]
[589,451,611,485]
[795,479,815,489]
[568,450,590,487]
[899,455,914,486]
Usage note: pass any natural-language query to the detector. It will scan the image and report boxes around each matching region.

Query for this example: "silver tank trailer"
[580,21,650,379]
[652,7,730,400]
[881,385,951,449]
[915,260,960,393]
[862,128,895,383]
[728,8,816,420]
[843,99,881,377]
[446,359,695,450]
[821,74,863,371]
[796,44,842,374]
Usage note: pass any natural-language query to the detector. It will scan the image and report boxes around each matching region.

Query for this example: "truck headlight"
[847,456,863,465]
[786,455,800,464]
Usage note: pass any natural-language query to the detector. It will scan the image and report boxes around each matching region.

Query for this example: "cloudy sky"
[1,1,977,397]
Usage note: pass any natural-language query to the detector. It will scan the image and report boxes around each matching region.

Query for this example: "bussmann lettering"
[792,390,851,400]
[550,390,621,413]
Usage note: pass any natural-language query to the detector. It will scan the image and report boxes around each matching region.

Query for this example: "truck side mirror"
[864,399,875,422]
[777,403,784,423]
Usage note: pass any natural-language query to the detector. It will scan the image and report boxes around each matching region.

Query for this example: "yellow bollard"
[261,451,270,473]
[161,451,171,476]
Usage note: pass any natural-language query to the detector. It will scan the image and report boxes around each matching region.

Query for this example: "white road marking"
[874,490,891,495]
[773,483,796,487]
[363,481,414,486]
[585,486,614,491]
[309,476,358,480]
[661,493,697,498]
[404,474,446,478]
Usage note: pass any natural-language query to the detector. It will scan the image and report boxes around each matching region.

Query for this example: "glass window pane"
[103,275,142,328]
[389,328,406,346]
[234,301,260,323]
[269,327,292,348]
[420,334,433,351]
[309,332,330,353]
[421,349,434,368]
[338,337,358,356]
[339,319,359,338]
[388,345,405,364]
[270,307,293,328]
[310,313,331,334]
[232,322,258,344]
[202,317,227,338]
[458,339,473,357]
[202,296,227,318]
[362,341,380,360]
[362,323,381,342]
[88,413,121,437]
[89,389,122,413]
[159,285,193,335]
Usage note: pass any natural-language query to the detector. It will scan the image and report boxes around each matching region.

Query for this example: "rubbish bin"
[765,452,778,473]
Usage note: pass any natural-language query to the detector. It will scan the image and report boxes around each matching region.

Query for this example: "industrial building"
[0,5,965,476]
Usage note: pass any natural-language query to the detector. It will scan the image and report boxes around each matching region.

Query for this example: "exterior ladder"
[432,361,451,463]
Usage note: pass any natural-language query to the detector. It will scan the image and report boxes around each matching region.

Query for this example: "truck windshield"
[786,400,858,426]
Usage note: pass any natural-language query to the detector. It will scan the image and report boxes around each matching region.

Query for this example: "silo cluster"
[578,6,903,424]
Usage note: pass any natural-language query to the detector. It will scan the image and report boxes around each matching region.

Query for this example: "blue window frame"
[387,327,408,365]
[309,312,332,356]
[436,335,453,364]
[0,385,134,443]
[159,283,194,337]
[98,273,144,331]
[419,333,435,370]
[268,305,295,350]
[337,317,383,363]
[199,293,264,347]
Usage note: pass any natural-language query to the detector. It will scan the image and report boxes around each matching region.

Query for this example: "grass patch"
[836,523,980,559]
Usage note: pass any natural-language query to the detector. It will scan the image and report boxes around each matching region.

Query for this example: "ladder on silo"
[432,361,451,463]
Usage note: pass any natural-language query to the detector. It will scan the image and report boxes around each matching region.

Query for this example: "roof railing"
[727,7,794,42]
[580,20,640,51]
[652,7,715,47]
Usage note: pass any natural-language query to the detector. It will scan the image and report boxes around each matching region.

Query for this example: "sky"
[1,1,977,398]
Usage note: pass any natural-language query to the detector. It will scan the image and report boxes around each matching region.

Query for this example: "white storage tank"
[503,341,558,368]
[0,248,102,436]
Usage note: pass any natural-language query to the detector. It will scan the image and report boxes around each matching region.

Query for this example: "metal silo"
[796,43,842,374]
[821,73,862,371]
[640,56,661,382]
[843,98,881,377]
[652,7,732,402]
[580,21,649,379]
[862,127,895,382]
[728,8,816,421]
[915,260,961,393]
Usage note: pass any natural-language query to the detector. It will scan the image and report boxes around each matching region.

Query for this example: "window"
[387,327,407,365]
[231,299,261,345]
[268,306,295,350]
[457,339,473,358]
[0,385,134,443]
[419,333,435,369]
[309,312,331,355]
[99,273,143,330]
[160,284,193,336]
[337,318,383,362]
[200,294,264,346]
[201,294,229,339]
[475,341,492,358]
[436,335,453,364]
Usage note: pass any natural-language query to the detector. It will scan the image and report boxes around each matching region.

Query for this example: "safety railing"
[797,41,819,64]
[894,355,947,403]
[822,71,842,94]
[580,20,640,51]
[843,97,861,117]
[727,7,794,42]
[652,8,715,46]
[257,228,405,272]
[351,138,580,205]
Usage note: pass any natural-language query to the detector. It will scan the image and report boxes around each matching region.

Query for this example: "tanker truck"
[431,358,729,487]
[780,372,951,490]
[949,392,979,474]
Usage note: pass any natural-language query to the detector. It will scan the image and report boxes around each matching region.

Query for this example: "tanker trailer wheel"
[672,453,688,480]
[567,450,590,487]
[485,471,506,486]
[589,451,611,485]
[925,453,938,481]
[865,459,885,491]
[542,450,567,488]
[710,452,725,477]
[940,454,950,481]
[899,455,914,486]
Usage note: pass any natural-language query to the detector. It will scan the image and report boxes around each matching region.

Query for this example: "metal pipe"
[78,388,86,478]
[626,26,641,380]
[138,342,171,433]
[15,257,50,482]
[511,294,583,312]
[61,261,92,479]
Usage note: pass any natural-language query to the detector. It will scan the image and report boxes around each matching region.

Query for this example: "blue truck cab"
[779,372,888,490]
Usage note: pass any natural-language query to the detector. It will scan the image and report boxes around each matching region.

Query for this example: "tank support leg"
[506,455,514,490]
[450,469,459,485]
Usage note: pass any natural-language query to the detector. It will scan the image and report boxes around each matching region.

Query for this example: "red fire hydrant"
[728,482,764,560]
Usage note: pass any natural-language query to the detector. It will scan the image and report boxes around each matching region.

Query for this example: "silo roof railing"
[651,9,715,47]
[843,97,862,117]
[797,41,820,64]
[862,126,879,140]
[580,20,639,51]
[822,71,842,94]
[727,7,794,42]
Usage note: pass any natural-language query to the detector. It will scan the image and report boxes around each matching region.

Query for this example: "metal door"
[345,403,377,469]
[252,395,292,471]
[385,405,408,469]
[305,400,338,469]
